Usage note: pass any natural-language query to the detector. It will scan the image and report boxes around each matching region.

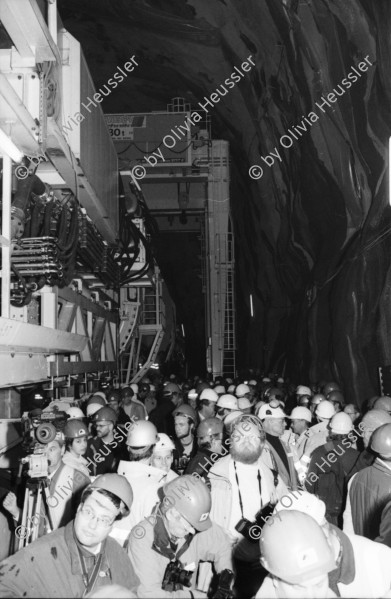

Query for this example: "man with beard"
[208,415,287,599]
[86,407,127,476]
[172,404,198,474]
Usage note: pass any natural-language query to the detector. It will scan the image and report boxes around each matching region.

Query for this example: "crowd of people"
[1,374,391,598]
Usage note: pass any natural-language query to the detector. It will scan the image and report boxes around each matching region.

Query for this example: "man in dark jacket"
[305,412,360,526]
[0,475,139,598]
[185,417,224,481]
[148,382,182,437]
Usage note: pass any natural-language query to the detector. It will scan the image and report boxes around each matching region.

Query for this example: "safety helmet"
[217,394,238,410]
[154,433,175,452]
[311,393,326,405]
[330,412,353,434]
[296,385,312,396]
[288,407,312,423]
[86,403,104,417]
[126,420,158,447]
[371,423,391,458]
[89,473,133,512]
[267,388,285,403]
[254,401,267,417]
[172,404,198,423]
[197,417,224,439]
[196,382,209,395]
[262,377,271,383]
[199,388,219,403]
[238,397,252,410]
[235,383,251,397]
[163,382,181,396]
[188,388,198,399]
[162,475,212,531]
[257,403,286,420]
[65,406,85,420]
[374,396,391,414]
[223,410,243,429]
[64,419,89,439]
[91,391,107,402]
[214,385,226,395]
[260,511,336,584]
[130,383,139,395]
[88,395,106,408]
[227,384,236,394]
[277,377,284,384]
[315,400,335,419]
[248,379,257,387]
[149,384,156,392]
[107,390,121,403]
[327,390,345,405]
[274,492,326,525]
[92,406,117,424]
[298,396,311,408]
[323,381,341,396]
[361,409,391,432]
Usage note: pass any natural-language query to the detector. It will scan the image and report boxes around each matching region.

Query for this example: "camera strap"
[233,462,262,518]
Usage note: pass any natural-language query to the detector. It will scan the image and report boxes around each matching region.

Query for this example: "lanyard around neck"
[233,461,262,519]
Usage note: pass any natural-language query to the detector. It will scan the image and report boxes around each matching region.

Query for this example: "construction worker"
[149,382,182,436]
[187,388,199,410]
[215,394,239,420]
[112,420,164,546]
[287,406,312,459]
[323,381,342,396]
[259,495,391,598]
[351,408,391,473]
[185,417,224,480]
[127,475,233,598]
[310,393,326,416]
[197,388,218,420]
[327,390,345,413]
[208,414,287,598]
[344,403,361,424]
[106,390,132,426]
[257,402,299,490]
[151,433,178,482]
[305,412,360,526]
[0,475,139,598]
[257,510,336,598]
[343,422,391,539]
[373,395,391,416]
[299,399,335,476]
[120,386,147,422]
[86,407,127,476]
[172,404,198,475]
[62,419,91,477]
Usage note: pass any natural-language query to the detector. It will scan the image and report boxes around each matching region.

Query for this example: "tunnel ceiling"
[58,0,391,404]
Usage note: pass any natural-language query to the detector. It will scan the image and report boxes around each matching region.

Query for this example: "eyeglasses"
[79,506,115,528]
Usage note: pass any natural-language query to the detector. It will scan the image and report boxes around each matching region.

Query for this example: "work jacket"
[260,438,299,491]
[0,520,139,598]
[343,458,391,539]
[127,508,232,598]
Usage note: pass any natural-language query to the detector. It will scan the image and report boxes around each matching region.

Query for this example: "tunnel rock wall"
[59,0,391,404]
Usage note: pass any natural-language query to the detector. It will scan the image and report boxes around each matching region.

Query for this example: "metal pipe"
[1,155,12,318]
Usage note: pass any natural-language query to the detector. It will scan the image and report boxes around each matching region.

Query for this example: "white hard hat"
[262,377,271,383]
[149,384,156,391]
[214,385,226,395]
[188,388,198,399]
[315,400,335,419]
[330,412,353,434]
[248,379,257,386]
[223,410,243,429]
[236,383,251,397]
[217,394,238,410]
[86,403,104,417]
[288,407,312,423]
[274,491,326,526]
[154,433,175,452]
[199,388,219,403]
[65,406,85,420]
[227,384,236,394]
[130,383,139,394]
[92,391,107,401]
[238,397,252,410]
[258,403,286,419]
[277,377,284,383]
[296,385,312,396]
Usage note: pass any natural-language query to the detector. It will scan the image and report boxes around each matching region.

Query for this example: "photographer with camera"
[208,414,288,599]
[127,475,233,598]
[3,435,89,539]
[0,474,139,598]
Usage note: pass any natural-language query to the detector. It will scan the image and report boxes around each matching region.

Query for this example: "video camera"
[210,569,235,599]
[162,560,193,592]
[235,502,275,542]
[20,409,68,478]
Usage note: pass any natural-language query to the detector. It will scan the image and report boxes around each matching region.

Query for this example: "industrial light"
[0,129,23,163]
[250,294,254,317]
